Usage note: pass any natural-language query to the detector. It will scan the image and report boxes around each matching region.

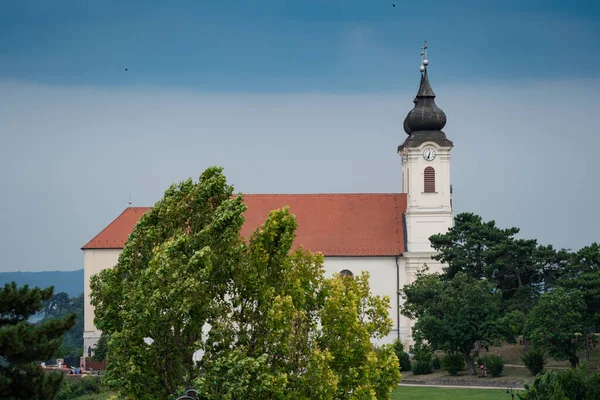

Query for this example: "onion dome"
[398,41,453,152]
[403,41,447,134]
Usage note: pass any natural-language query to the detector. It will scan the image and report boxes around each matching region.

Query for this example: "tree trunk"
[464,352,477,375]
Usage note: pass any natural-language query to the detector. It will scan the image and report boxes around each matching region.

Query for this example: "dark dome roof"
[403,70,446,133]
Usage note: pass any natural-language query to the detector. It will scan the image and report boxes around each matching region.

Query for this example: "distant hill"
[0,269,83,298]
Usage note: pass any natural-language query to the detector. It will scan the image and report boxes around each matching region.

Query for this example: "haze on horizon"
[1,0,599,272]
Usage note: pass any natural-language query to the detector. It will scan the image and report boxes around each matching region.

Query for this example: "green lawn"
[391,386,518,400]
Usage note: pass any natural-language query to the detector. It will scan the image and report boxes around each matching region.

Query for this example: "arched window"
[424,166,435,193]
[340,269,354,278]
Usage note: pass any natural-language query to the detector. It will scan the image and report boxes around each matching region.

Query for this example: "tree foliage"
[0,282,76,399]
[38,292,84,362]
[91,332,109,362]
[518,364,600,400]
[400,270,505,375]
[524,288,586,367]
[91,167,400,400]
[429,213,552,315]
[558,242,600,331]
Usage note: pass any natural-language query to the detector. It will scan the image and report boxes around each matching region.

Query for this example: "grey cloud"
[0,79,598,271]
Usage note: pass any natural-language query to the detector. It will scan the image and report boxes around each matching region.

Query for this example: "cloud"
[0,78,599,271]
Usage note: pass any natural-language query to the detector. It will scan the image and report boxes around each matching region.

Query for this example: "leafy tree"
[319,270,400,399]
[428,213,520,282]
[42,291,71,319]
[559,243,600,331]
[428,213,571,349]
[91,332,109,362]
[91,167,247,398]
[518,364,600,400]
[401,270,506,375]
[38,292,84,361]
[0,282,76,399]
[524,288,586,367]
[92,167,401,399]
[535,244,570,293]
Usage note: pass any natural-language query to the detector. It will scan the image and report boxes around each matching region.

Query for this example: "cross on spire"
[420,40,429,72]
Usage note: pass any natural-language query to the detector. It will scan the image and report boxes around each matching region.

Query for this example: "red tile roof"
[82,194,407,256]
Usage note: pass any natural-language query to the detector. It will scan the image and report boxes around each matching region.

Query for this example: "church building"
[81,44,454,354]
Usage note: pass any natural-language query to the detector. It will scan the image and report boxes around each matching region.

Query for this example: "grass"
[401,338,600,384]
[391,386,519,400]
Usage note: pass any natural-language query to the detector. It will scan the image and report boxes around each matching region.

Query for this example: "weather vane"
[419,40,429,72]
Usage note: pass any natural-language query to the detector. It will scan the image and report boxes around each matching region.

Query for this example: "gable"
[82,193,407,256]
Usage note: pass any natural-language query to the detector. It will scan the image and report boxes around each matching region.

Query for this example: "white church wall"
[322,256,406,346]
[82,251,408,352]
[83,248,120,354]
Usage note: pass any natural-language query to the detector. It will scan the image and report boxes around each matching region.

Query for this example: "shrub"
[411,360,433,375]
[432,355,441,370]
[519,364,600,400]
[391,339,412,372]
[55,376,105,400]
[480,355,504,377]
[392,338,404,355]
[441,353,465,376]
[398,352,412,372]
[410,339,433,363]
[522,347,545,376]
[409,339,433,374]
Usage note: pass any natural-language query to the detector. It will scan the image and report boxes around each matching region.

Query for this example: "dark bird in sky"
[392,4,395,6]
[125,68,128,71]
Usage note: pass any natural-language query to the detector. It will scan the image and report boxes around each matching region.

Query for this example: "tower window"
[424,167,435,193]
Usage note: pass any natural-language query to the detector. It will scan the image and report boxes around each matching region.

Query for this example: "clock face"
[423,148,436,161]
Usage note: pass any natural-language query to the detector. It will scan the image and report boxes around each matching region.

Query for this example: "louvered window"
[424,167,435,193]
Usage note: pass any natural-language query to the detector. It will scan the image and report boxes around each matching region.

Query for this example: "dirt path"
[399,383,524,390]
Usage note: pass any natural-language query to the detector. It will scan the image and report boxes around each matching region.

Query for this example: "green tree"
[428,213,570,348]
[39,292,84,361]
[91,332,109,362]
[0,282,76,399]
[524,288,586,367]
[535,245,570,293]
[92,167,400,400]
[401,270,506,375]
[559,243,600,331]
[42,292,71,319]
[91,167,246,398]
[518,364,600,400]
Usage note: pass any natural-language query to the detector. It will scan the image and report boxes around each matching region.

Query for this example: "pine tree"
[0,282,76,399]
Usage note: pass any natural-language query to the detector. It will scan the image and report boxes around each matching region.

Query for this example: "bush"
[392,338,404,355]
[441,353,465,376]
[480,355,504,377]
[519,364,600,400]
[391,339,412,372]
[398,352,412,372]
[411,359,433,375]
[55,376,105,400]
[432,355,441,370]
[410,339,433,363]
[522,347,545,376]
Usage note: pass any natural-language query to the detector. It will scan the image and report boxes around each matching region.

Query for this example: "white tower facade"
[398,42,454,277]
[400,141,452,254]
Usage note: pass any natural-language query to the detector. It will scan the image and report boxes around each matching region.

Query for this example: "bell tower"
[398,41,453,258]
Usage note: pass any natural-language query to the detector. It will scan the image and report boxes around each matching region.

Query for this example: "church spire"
[403,41,447,134]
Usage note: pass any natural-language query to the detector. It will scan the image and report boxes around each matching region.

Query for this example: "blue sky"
[1,1,600,272]
[2,0,599,91]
